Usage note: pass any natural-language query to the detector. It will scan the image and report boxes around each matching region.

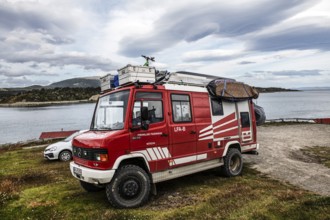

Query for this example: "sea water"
[0,90,330,145]
[0,103,95,144]
[256,90,330,119]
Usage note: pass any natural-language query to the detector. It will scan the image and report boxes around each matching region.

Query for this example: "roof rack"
[161,71,233,88]
[100,64,235,92]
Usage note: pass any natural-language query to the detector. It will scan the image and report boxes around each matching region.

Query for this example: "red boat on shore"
[314,118,330,124]
[39,130,78,140]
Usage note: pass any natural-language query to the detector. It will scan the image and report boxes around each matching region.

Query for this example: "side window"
[211,99,223,116]
[133,92,163,125]
[171,94,192,123]
[143,100,163,123]
[240,112,250,128]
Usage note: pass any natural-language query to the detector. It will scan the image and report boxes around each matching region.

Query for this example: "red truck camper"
[70,65,260,208]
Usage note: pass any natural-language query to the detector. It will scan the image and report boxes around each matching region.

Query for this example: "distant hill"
[0,87,100,104]
[0,76,101,103]
[2,76,100,91]
[294,87,330,91]
[23,85,44,90]
[0,75,304,104]
[47,77,100,88]
[255,87,299,93]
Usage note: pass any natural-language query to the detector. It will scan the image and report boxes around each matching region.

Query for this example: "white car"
[44,130,88,161]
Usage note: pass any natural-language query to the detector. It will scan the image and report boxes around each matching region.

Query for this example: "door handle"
[161,133,168,137]
[190,130,196,134]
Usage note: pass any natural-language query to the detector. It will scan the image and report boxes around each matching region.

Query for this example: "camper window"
[171,94,192,123]
[240,112,250,128]
[211,99,224,116]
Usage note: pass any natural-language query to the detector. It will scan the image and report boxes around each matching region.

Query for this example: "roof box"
[100,74,117,91]
[118,64,156,85]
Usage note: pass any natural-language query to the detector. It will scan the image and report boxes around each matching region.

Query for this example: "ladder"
[160,71,234,87]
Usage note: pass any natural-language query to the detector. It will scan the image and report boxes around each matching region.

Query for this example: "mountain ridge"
[2,76,100,91]
[47,77,100,88]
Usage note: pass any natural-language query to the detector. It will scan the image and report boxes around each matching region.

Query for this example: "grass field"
[0,146,329,220]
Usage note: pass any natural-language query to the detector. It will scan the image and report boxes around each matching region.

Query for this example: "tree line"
[0,87,100,103]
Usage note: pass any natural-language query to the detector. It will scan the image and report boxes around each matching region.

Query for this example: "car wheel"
[59,150,72,162]
[106,165,150,208]
[221,148,243,177]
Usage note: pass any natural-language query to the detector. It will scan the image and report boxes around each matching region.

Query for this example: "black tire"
[106,165,150,208]
[254,104,266,126]
[221,148,243,177]
[58,150,72,162]
[80,181,105,192]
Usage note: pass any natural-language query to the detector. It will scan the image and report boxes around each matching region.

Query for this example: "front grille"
[72,146,108,161]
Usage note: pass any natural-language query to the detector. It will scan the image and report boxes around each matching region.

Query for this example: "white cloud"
[0,0,329,88]
[182,48,245,62]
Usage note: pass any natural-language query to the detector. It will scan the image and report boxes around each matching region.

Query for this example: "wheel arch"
[59,148,72,154]
[112,154,150,173]
[222,141,241,157]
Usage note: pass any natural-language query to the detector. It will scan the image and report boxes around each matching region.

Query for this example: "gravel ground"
[244,124,330,196]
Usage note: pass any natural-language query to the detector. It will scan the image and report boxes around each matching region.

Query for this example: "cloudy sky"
[1,0,330,88]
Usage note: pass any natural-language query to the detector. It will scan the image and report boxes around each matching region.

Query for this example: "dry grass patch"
[301,146,330,168]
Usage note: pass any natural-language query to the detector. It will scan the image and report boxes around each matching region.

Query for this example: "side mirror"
[141,107,150,130]
[131,104,150,131]
[141,121,149,130]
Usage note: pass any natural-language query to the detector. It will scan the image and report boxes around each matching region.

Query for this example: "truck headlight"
[94,153,108,162]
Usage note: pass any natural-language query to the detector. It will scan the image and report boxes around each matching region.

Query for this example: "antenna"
[141,55,155,66]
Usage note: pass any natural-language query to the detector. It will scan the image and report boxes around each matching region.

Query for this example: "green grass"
[0,147,329,220]
[301,146,330,168]
[0,138,61,150]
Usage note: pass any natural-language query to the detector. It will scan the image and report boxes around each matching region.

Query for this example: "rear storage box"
[100,74,116,91]
[118,65,156,85]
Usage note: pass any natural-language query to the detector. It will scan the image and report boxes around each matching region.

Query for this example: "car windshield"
[92,90,130,130]
[63,131,80,142]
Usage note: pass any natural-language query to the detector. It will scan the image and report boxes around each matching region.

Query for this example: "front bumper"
[70,162,116,185]
[44,152,56,160]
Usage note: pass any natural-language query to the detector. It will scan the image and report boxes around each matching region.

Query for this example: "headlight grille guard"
[72,146,108,161]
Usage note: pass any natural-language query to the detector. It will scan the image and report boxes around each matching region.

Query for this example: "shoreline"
[0,100,96,107]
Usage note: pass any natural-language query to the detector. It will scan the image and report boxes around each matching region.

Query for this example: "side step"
[152,159,223,183]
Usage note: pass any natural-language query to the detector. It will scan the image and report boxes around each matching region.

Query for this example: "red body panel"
[72,130,130,170]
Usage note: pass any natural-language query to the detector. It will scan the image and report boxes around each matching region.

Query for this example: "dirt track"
[244,124,330,196]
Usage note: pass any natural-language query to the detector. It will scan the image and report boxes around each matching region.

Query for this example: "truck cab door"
[129,91,170,172]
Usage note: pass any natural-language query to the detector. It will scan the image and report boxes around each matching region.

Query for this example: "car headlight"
[48,146,57,152]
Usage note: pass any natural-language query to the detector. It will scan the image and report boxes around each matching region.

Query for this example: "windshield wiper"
[94,126,113,131]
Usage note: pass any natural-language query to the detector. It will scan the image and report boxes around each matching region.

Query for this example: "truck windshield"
[92,90,130,130]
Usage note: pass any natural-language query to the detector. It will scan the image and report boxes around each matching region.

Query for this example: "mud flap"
[151,183,157,196]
